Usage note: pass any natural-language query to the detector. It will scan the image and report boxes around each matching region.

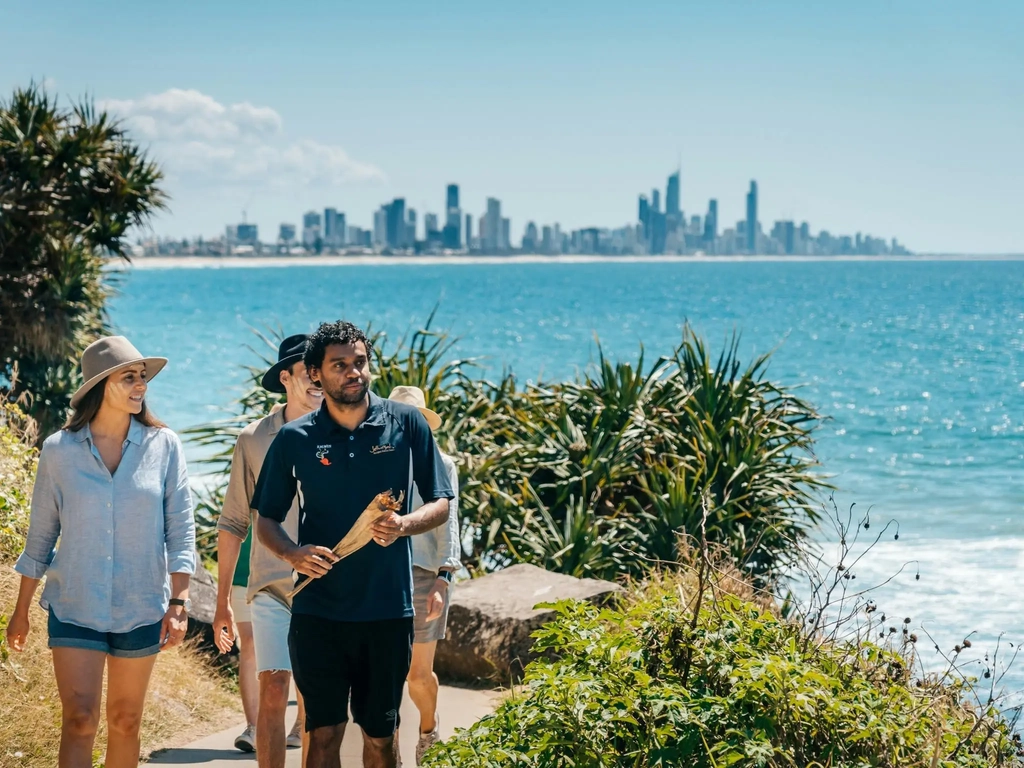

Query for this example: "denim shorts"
[250,591,292,674]
[47,608,163,658]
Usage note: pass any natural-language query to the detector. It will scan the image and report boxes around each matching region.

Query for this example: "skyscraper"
[666,171,680,217]
[704,199,718,246]
[638,195,650,239]
[336,213,346,247]
[324,207,337,247]
[523,222,539,252]
[745,181,758,254]
[444,183,462,249]
[465,213,472,249]
[278,223,296,245]
[373,208,387,247]
[385,198,406,248]
[652,189,661,213]
[485,198,501,252]
[302,210,322,249]
[424,213,439,236]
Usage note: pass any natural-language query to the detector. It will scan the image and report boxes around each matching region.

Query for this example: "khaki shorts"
[230,584,252,624]
[412,567,451,644]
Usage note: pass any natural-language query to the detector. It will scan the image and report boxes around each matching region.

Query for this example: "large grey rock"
[434,564,620,684]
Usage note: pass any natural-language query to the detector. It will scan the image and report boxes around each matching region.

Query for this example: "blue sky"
[2,0,1021,253]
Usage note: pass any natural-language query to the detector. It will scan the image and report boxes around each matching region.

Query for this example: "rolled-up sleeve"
[14,445,61,579]
[440,458,462,571]
[218,432,253,540]
[163,432,196,574]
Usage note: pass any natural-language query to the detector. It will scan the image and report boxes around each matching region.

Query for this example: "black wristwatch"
[169,598,192,612]
[436,570,453,584]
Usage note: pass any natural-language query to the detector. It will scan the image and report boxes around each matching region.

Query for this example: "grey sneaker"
[233,724,256,752]
[286,725,302,749]
[415,714,439,766]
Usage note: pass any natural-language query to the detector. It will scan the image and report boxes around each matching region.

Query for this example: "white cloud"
[99,88,384,187]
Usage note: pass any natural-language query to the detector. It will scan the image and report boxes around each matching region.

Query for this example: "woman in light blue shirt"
[5,336,196,768]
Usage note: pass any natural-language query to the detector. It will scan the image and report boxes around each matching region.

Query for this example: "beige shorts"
[230,584,252,624]
[412,567,452,644]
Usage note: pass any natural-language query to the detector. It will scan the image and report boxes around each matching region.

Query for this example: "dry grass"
[0,570,242,767]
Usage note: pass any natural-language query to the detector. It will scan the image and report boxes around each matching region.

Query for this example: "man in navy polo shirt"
[254,320,454,768]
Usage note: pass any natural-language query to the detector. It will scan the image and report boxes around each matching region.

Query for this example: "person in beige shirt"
[213,334,322,767]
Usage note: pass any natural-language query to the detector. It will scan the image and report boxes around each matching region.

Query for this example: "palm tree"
[0,83,166,437]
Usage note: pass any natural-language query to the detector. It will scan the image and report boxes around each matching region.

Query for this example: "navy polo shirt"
[254,392,455,622]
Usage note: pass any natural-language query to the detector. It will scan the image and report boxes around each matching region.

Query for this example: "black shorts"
[289,613,413,739]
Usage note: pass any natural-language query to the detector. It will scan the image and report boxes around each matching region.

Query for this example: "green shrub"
[424,571,1022,768]
[188,322,826,587]
[0,401,37,563]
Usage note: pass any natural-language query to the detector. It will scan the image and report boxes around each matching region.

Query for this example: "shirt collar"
[71,417,145,445]
[267,403,287,436]
[312,391,386,433]
[126,417,145,445]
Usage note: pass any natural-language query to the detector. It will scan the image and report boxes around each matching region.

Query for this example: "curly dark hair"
[303,320,373,371]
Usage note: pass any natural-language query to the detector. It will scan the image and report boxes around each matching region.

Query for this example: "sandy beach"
[119,252,1024,270]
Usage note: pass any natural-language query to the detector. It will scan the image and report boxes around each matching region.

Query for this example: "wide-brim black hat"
[261,334,309,393]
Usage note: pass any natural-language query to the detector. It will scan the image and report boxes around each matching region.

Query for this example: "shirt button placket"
[349,433,355,458]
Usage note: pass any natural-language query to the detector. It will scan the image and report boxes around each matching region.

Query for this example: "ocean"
[109,258,1024,697]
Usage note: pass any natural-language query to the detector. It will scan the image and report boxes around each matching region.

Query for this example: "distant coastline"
[116,252,1024,270]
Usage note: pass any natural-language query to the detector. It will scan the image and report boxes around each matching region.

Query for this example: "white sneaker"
[286,726,302,749]
[415,714,439,766]
[233,724,256,752]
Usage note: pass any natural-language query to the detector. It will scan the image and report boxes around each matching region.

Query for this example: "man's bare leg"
[363,732,398,768]
[306,723,346,768]
[256,669,291,768]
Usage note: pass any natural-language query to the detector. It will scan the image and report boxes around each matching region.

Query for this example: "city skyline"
[2,1,1020,253]
[150,170,911,258]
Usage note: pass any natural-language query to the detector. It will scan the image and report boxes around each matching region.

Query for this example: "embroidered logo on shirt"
[316,445,332,466]
[370,443,395,455]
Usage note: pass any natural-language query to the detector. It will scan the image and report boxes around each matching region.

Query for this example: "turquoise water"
[110,259,1024,695]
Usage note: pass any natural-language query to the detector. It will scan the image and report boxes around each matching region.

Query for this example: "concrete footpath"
[148,684,497,766]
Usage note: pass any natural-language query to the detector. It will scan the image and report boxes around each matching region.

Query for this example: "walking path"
[148,684,497,766]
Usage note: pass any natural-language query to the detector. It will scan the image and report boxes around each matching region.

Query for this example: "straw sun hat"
[388,385,442,431]
[70,336,168,409]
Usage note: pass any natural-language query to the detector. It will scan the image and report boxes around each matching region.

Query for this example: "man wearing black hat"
[213,334,324,767]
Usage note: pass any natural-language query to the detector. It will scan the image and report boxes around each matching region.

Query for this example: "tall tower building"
[444,184,461,248]
[324,207,337,247]
[745,181,758,254]
[373,208,387,246]
[666,171,681,218]
[386,198,406,248]
[302,210,322,249]
[704,199,718,244]
[485,198,501,252]
[336,213,346,247]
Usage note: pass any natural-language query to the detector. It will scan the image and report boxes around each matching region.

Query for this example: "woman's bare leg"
[104,653,158,768]
[52,647,106,768]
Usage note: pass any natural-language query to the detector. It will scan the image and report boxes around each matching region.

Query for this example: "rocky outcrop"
[434,564,620,684]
